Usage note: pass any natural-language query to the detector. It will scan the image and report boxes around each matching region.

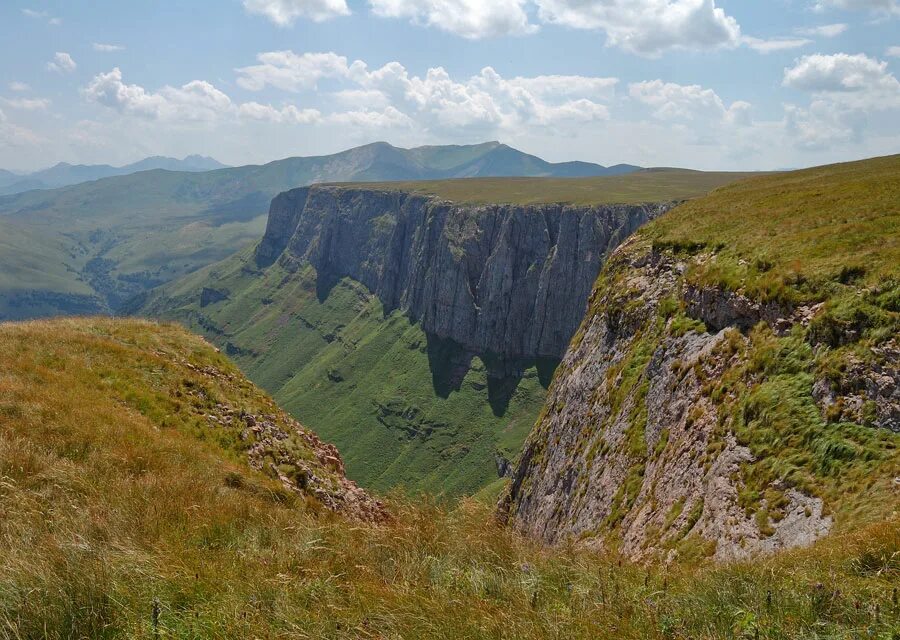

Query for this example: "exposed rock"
[812,338,900,432]
[500,242,843,560]
[182,357,386,522]
[256,185,674,370]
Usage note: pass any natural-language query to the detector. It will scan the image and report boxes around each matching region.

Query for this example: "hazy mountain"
[0,155,229,196]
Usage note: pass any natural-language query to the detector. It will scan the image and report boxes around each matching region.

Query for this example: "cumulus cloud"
[9,82,30,92]
[742,36,811,53]
[243,0,350,25]
[236,51,350,91]
[368,0,535,39]
[533,0,741,56]
[47,52,77,73]
[1,97,51,111]
[628,79,750,124]
[84,68,233,122]
[782,53,900,149]
[796,23,848,37]
[783,53,899,96]
[887,45,900,56]
[93,43,125,52]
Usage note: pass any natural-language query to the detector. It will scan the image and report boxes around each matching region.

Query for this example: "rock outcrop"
[257,185,673,371]
[501,239,899,561]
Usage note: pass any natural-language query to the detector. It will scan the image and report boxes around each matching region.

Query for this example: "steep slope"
[502,154,900,561]
[0,142,638,321]
[2,319,897,638]
[138,171,755,496]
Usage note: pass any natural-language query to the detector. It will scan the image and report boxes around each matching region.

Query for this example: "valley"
[138,170,752,496]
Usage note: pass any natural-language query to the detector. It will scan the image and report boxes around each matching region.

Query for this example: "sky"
[0,0,898,172]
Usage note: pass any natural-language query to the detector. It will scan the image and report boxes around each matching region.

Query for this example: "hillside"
[0,141,639,321]
[138,170,756,497]
[0,155,227,196]
[1,317,898,637]
[503,154,900,560]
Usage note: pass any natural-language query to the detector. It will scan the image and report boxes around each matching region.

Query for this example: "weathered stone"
[256,185,674,367]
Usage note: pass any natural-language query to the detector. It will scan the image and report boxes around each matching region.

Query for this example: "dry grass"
[1,318,898,638]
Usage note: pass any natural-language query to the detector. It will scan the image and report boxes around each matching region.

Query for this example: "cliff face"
[257,185,673,369]
[501,238,899,561]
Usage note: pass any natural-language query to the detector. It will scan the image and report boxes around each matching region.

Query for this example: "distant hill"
[0,155,228,196]
[0,141,641,320]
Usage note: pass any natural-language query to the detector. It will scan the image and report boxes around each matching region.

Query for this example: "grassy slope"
[333,169,762,206]
[1,318,898,638]
[142,250,546,498]
[645,154,899,303]
[560,154,900,547]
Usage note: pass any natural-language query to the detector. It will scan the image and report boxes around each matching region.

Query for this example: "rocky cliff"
[257,185,673,371]
[500,156,900,561]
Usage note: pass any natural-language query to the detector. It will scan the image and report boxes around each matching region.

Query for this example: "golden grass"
[1,318,898,638]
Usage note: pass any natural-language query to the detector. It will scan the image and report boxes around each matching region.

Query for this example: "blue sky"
[0,0,897,171]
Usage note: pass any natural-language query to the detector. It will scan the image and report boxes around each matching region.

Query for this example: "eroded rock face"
[256,186,673,368]
[500,242,844,561]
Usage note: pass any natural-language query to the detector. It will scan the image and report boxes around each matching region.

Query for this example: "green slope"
[140,250,547,497]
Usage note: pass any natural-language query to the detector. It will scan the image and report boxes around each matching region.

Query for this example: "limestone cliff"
[501,238,899,561]
[257,185,673,371]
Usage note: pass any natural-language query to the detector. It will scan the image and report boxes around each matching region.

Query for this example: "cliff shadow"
[425,337,561,417]
[315,268,342,303]
[425,333,474,398]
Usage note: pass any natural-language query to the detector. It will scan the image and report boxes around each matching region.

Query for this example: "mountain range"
[0,155,227,196]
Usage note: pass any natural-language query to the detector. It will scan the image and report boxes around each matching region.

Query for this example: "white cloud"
[813,0,899,14]
[243,0,350,25]
[628,79,750,124]
[782,53,900,150]
[238,102,322,123]
[1,97,51,111]
[9,82,30,92]
[22,8,61,24]
[331,89,392,109]
[93,43,125,52]
[369,0,535,38]
[236,51,350,91]
[796,23,848,37]
[327,106,414,129]
[887,46,900,56]
[533,0,741,55]
[783,53,899,96]
[84,68,233,122]
[742,36,811,53]
[47,52,77,74]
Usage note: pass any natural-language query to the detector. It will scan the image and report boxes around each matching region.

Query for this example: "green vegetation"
[337,168,761,206]
[140,251,547,497]
[2,318,898,638]
[644,154,900,305]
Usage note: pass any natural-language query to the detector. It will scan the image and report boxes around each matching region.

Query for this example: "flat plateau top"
[326,168,765,206]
